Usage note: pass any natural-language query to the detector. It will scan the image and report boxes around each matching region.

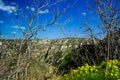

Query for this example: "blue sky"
[0,0,104,39]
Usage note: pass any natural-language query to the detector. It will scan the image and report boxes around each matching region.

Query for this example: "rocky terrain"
[0,33,120,75]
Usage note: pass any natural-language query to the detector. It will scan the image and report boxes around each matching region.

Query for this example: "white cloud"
[26,6,29,9]
[0,0,16,13]
[31,7,35,11]
[0,20,4,24]
[12,25,25,30]
[12,32,16,34]
[39,9,49,14]
[12,25,19,29]
[81,12,86,16]
[20,27,25,30]
[0,6,16,13]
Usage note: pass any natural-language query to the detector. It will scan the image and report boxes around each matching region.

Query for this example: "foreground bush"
[57,60,120,80]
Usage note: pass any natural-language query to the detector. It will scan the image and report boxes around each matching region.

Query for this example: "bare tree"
[0,0,77,79]
[90,0,120,76]
[71,0,120,69]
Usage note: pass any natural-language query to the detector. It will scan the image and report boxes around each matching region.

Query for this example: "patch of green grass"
[27,58,56,80]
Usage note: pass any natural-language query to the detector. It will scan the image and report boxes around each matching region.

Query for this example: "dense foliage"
[57,60,120,80]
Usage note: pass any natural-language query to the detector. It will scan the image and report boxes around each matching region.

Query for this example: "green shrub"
[57,60,120,80]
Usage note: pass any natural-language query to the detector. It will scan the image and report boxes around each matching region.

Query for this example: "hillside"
[0,36,120,79]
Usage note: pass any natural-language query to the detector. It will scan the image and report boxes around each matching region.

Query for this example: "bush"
[57,60,120,80]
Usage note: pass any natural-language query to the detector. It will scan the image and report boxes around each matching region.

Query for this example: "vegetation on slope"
[57,60,120,80]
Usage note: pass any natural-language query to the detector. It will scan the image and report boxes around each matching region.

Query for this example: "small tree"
[93,0,120,76]
[0,0,77,79]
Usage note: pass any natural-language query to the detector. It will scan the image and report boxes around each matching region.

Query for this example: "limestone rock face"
[31,38,85,63]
